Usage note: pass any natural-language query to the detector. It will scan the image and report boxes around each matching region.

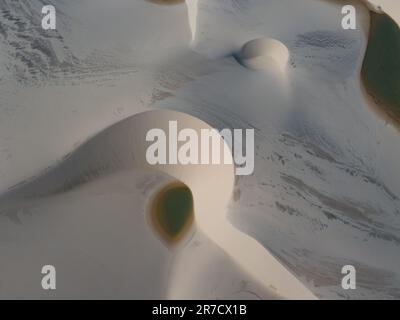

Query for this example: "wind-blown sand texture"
[0,0,400,299]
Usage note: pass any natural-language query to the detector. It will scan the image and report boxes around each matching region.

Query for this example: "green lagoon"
[362,12,400,124]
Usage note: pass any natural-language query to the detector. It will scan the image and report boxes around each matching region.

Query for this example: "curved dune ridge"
[186,0,199,44]
[239,38,290,72]
[0,109,315,299]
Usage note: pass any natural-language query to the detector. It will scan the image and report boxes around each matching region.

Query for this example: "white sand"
[1,0,400,299]
[0,109,314,298]
[186,0,199,44]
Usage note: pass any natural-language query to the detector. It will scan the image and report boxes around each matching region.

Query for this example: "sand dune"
[0,109,315,299]
[1,0,400,299]
[240,38,290,72]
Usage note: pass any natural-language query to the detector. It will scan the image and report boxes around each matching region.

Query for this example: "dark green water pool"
[361,12,400,123]
[149,182,194,245]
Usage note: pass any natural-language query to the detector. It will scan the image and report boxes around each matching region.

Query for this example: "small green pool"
[149,182,194,245]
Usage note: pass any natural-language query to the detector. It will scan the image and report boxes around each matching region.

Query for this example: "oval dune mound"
[240,38,290,72]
